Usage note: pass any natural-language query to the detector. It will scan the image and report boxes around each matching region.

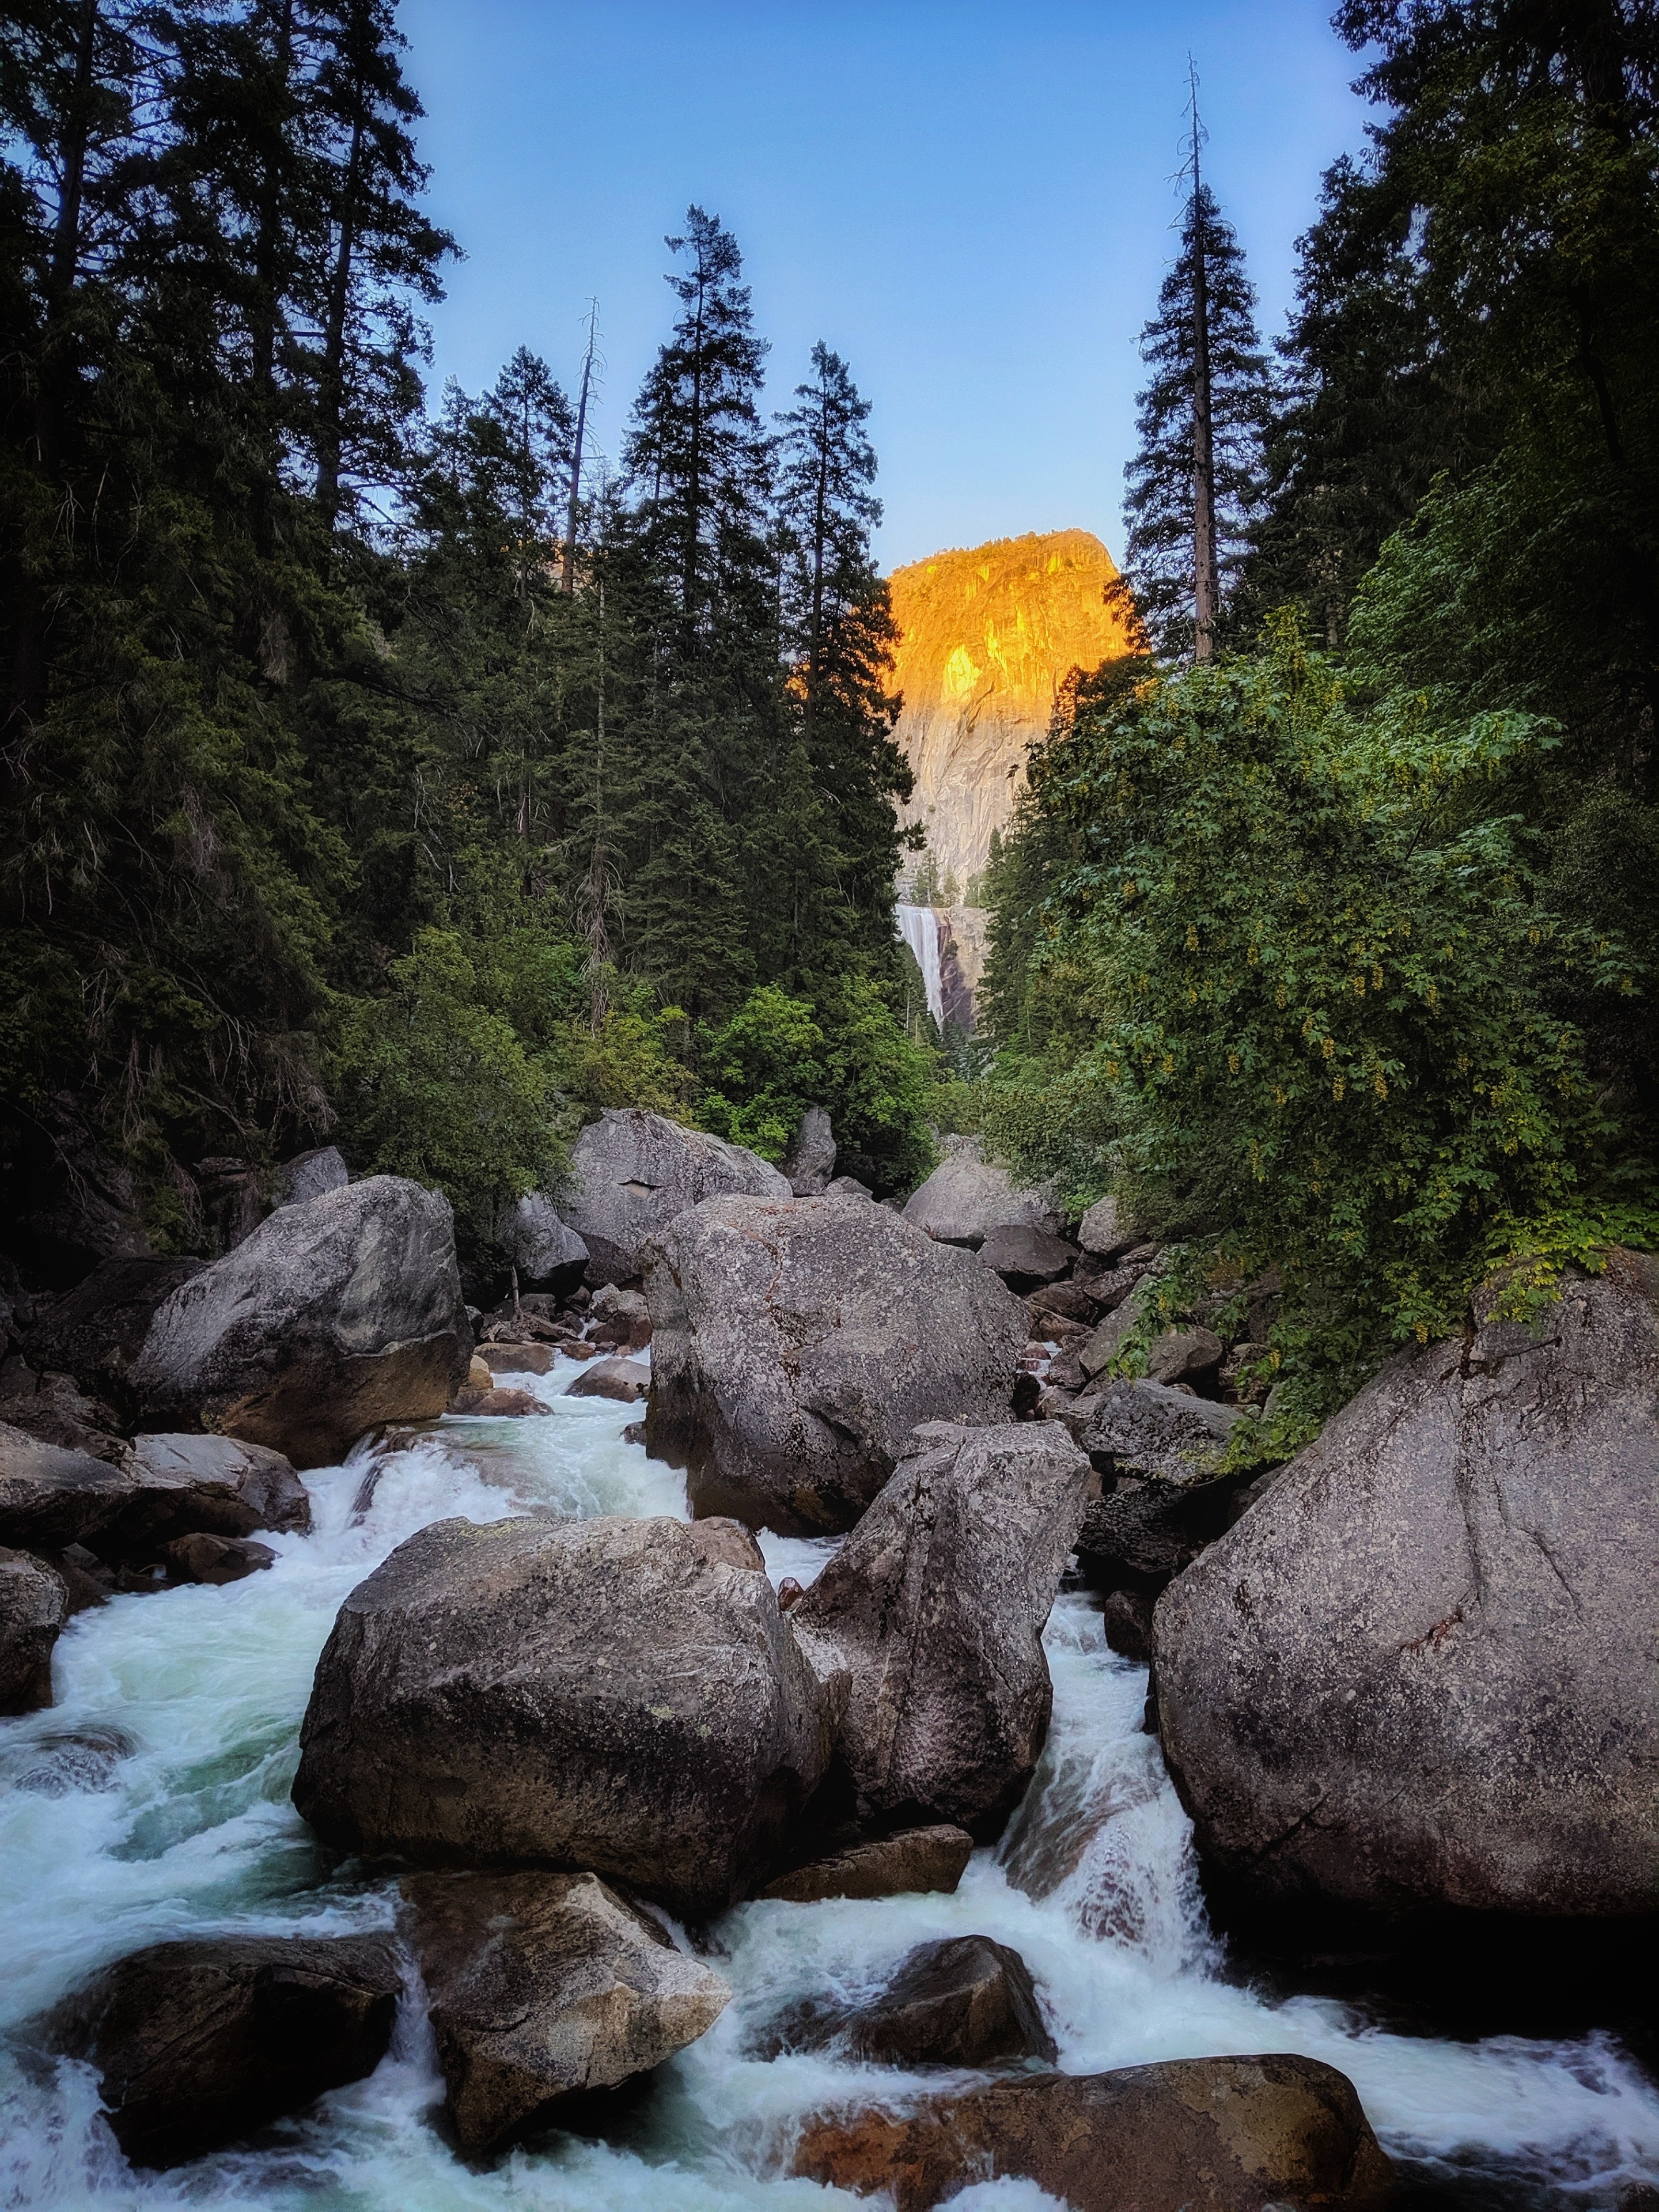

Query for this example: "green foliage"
[331,929,563,1237]
[990,619,1645,1370]
[697,977,939,1194]
[558,996,695,1123]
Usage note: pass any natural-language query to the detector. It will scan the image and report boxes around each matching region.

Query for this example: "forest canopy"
[1,2,936,1270]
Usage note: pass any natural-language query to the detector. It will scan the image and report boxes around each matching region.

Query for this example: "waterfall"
[895,902,944,1028]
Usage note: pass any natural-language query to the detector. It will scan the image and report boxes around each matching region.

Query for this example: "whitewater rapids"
[1,1355,1656,2209]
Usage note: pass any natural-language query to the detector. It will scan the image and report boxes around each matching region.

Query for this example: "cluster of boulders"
[10,1096,1647,2195]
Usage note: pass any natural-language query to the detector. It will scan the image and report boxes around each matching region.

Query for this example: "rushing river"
[2,1357,1656,2209]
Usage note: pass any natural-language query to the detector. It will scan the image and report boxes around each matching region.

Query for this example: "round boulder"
[643,1194,1029,1533]
[293,1513,832,1916]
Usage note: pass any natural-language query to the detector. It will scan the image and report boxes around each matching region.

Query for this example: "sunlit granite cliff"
[888,528,1136,897]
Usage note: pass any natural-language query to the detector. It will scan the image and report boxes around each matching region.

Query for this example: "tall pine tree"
[1122,154,1272,662]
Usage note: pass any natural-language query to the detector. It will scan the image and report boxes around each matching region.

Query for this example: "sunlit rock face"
[889,528,1135,898]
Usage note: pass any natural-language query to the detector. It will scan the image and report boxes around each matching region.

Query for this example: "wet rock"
[0,1425,141,1551]
[782,1106,838,1196]
[475,1342,557,1376]
[775,1935,1054,2069]
[1156,1252,1659,1916]
[293,1513,831,1916]
[494,1194,589,1295]
[0,1546,68,1713]
[790,1421,1090,1829]
[132,1175,472,1469]
[120,1433,312,1544]
[900,1139,1060,1249]
[402,1869,730,2157]
[564,1357,650,1404]
[272,1146,350,1209]
[978,1224,1076,1290]
[1145,1326,1225,1385]
[858,1935,1053,2066]
[791,2052,1393,2210]
[162,1532,277,1584]
[757,1825,974,1904]
[1100,1587,1156,1662]
[39,1933,402,2169]
[20,1256,204,1410]
[643,1194,1027,1535]
[1075,1195,1143,1262]
[560,1109,790,1286]
[449,1385,551,1417]
[4,1722,133,1796]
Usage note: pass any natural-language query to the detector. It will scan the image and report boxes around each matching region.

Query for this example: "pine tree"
[616,207,778,1016]
[768,342,910,987]
[1122,160,1273,662]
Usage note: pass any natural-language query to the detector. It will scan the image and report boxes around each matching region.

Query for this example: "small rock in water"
[449,1386,552,1418]
[37,1933,402,2168]
[564,1357,650,1404]
[768,1934,1054,2067]
[5,1722,134,1796]
[775,1575,806,1612]
[162,1532,276,1584]
[476,1341,557,1376]
[758,1825,975,1904]
[401,1868,731,2157]
[1100,1587,1156,1662]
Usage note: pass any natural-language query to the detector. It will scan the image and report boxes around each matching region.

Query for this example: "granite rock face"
[790,1419,1091,1828]
[644,1194,1028,1535]
[560,1109,790,1285]
[781,1107,838,1196]
[1155,1252,1659,1916]
[132,1176,471,1469]
[402,1869,730,2155]
[494,1193,589,1293]
[294,1513,831,1915]
[0,1546,69,1713]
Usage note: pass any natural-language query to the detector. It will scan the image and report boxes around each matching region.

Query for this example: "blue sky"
[400,1,1374,572]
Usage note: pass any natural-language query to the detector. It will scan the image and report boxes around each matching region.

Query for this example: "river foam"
[2,1354,1654,2209]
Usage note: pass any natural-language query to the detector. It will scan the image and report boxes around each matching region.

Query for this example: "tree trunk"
[315,112,364,529]
[562,302,597,594]
[1191,184,1219,664]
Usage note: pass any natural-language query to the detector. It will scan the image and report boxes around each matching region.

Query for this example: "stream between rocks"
[2,1354,1656,2210]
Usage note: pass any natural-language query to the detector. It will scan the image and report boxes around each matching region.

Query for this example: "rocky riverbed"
[2,1353,1656,2207]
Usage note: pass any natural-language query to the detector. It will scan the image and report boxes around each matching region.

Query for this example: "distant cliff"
[888,528,1136,897]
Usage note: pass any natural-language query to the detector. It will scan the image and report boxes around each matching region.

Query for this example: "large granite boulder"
[1080,1379,1243,1480]
[132,1176,471,1469]
[494,1192,589,1293]
[1155,1253,1659,1916]
[560,1109,790,1285]
[402,1870,731,2156]
[293,1514,831,1916]
[1076,1194,1142,1260]
[792,2054,1392,2210]
[977,1222,1077,1290]
[0,1546,69,1713]
[900,1138,1060,1249]
[39,1934,402,2168]
[790,1421,1091,1828]
[20,1256,204,1409]
[643,1194,1028,1534]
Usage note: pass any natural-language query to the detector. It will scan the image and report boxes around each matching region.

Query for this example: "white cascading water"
[2,1358,1657,2210]
[895,904,945,1029]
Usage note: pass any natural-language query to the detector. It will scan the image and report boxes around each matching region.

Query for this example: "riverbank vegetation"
[973,2,1657,1444]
